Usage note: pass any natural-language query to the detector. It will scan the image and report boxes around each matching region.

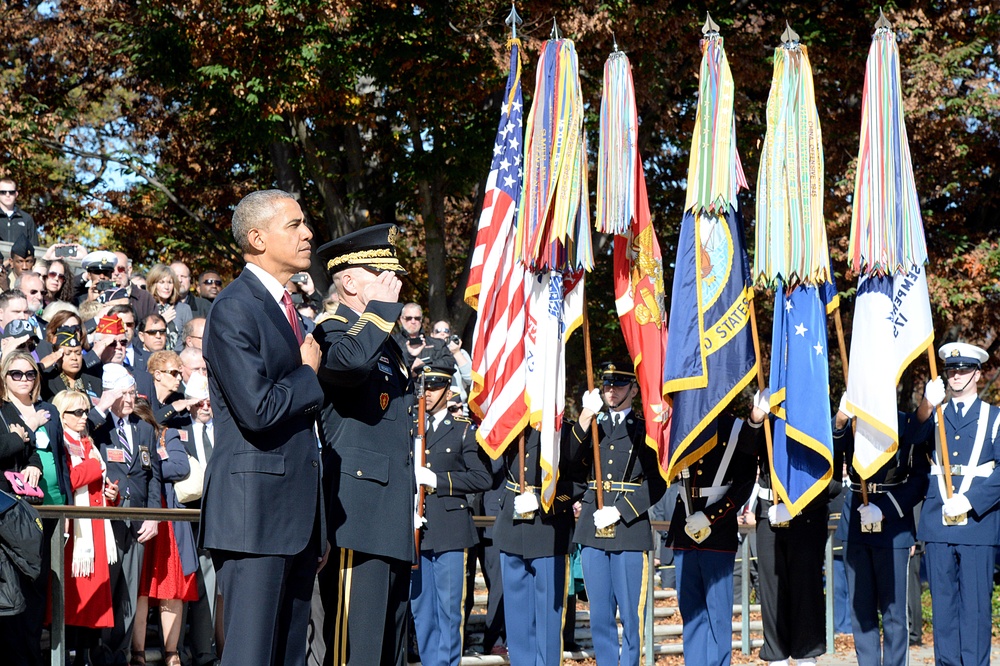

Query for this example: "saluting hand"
[362,271,401,305]
[300,334,321,372]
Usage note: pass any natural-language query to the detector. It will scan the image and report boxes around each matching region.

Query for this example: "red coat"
[63,436,114,629]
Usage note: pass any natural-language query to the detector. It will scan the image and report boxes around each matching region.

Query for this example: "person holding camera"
[428,320,472,404]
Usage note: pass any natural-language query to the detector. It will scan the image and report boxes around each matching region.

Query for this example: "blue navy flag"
[768,281,835,515]
[662,205,758,476]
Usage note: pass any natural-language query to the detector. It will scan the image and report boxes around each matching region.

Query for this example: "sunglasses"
[402,316,422,322]
[201,279,223,286]
[6,370,38,382]
[107,338,128,347]
[447,405,463,413]
[47,272,66,281]
[144,328,167,336]
[158,369,183,378]
[433,328,450,334]
[0,190,15,195]
[113,266,128,273]
[62,409,88,417]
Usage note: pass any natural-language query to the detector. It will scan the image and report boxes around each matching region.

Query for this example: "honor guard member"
[834,381,938,666]
[666,399,760,666]
[918,342,1000,666]
[753,390,841,666]
[313,224,414,666]
[493,421,585,666]
[411,362,493,666]
[569,363,666,666]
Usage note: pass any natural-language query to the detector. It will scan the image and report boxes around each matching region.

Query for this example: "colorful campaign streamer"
[596,51,638,236]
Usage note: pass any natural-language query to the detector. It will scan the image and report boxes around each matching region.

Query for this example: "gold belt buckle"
[602,480,612,492]
[595,524,616,539]
[513,488,536,521]
[861,521,883,533]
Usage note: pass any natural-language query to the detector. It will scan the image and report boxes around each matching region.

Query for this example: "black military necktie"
[954,402,964,418]
[201,423,213,463]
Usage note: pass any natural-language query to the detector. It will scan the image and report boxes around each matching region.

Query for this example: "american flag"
[465,40,529,457]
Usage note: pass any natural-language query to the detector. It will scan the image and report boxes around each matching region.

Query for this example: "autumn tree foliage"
[1,1,997,397]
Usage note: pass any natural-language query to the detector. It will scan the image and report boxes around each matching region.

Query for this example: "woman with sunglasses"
[40,319,103,403]
[146,264,192,351]
[130,398,196,666]
[140,351,194,427]
[43,258,76,305]
[53,388,117,664]
[0,351,65,665]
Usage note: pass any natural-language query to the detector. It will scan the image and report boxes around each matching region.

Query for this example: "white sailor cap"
[938,342,988,369]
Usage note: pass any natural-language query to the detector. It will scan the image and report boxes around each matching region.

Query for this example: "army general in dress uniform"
[411,362,493,666]
[918,342,1000,666]
[570,363,666,666]
[313,225,414,666]
[834,381,937,666]
[666,399,761,666]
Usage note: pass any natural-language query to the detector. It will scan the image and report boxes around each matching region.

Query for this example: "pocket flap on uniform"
[339,448,389,485]
[231,451,285,475]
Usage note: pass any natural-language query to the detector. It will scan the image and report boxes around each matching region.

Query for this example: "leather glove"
[415,465,438,490]
[943,494,972,518]
[858,503,884,526]
[581,388,604,414]
[767,503,792,524]
[593,506,622,529]
[924,377,946,408]
[514,492,539,515]
[753,388,771,414]
[685,511,711,533]
[414,511,427,529]
[839,393,854,419]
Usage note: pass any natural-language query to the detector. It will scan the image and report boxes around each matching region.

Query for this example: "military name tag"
[107,448,126,464]
[378,356,393,375]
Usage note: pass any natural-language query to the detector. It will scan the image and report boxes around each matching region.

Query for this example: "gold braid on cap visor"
[326,248,402,272]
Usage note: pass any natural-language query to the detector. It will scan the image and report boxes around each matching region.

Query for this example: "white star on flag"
[499,157,510,171]
[493,143,503,156]
[814,342,824,356]
[785,300,794,312]
[795,323,808,336]
[512,100,522,113]
[508,137,519,150]
[503,175,516,189]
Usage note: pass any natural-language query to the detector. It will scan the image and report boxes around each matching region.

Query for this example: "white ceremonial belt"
[758,487,774,501]
[690,484,731,503]
[930,462,995,478]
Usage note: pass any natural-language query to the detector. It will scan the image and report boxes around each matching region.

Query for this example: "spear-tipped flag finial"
[612,31,619,52]
[550,17,561,40]
[505,4,522,40]
[702,12,720,35]
[781,21,800,46]
[875,8,892,30]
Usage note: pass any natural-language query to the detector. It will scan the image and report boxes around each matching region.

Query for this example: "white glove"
[514,492,539,515]
[414,511,427,528]
[415,465,438,490]
[767,503,792,524]
[581,388,604,414]
[925,377,946,408]
[839,393,854,419]
[685,511,711,533]
[943,494,972,518]
[753,388,771,414]
[593,506,622,529]
[858,503,883,526]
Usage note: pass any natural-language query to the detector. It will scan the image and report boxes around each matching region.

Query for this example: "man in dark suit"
[411,362,493,666]
[88,363,160,666]
[918,342,1000,666]
[312,224,412,666]
[201,189,325,666]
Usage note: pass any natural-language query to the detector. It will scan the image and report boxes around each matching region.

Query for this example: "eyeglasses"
[402,316,422,322]
[158,369,183,378]
[26,289,41,295]
[144,328,167,336]
[433,328,450,334]
[6,370,38,382]
[107,338,128,347]
[47,272,66,281]
[113,266,128,274]
[201,279,223,286]
[0,190,15,196]
[62,409,88,417]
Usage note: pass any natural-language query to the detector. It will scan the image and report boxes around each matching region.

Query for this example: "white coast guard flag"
[524,268,584,511]
[845,263,933,478]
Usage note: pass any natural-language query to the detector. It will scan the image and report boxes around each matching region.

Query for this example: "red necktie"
[281,291,304,344]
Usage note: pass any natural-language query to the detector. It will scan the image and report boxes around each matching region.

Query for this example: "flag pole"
[749,293,787,523]
[927,347,954,498]
[581,297,606,511]
[833,306,869,506]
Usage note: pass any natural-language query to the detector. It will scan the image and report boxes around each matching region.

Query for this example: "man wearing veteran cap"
[312,223,412,666]
[410,361,492,666]
[570,362,666,666]
[917,342,1000,666]
[200,190,325,666]
[88,363,161,666]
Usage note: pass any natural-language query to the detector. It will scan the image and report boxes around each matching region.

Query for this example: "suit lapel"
[239,269,299,351]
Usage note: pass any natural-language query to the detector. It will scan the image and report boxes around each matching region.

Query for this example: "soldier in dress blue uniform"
[917,342,1000,666]
[666,397,762,666]
[411,362,493,666]
[492,420,586,666]
[569,363,666,666]
[312,224,414,666]
[834,379,939,666]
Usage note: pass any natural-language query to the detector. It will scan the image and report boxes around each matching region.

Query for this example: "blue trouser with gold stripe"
[410,549,467,666]
[580,547,647,666]
[500,552,567,666]
[675,549,735,666]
